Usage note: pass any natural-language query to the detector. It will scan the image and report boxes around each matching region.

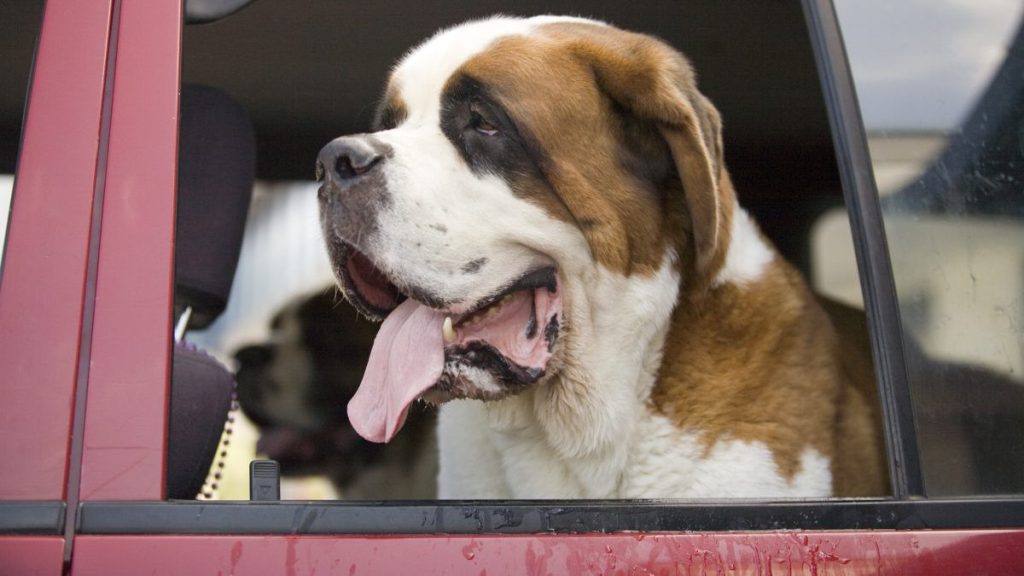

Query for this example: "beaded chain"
[198,389,238,500]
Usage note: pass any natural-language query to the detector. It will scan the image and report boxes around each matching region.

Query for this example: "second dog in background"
[235,288,437,499]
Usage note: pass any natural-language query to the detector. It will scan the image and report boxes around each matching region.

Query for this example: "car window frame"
[3,0,1024,566]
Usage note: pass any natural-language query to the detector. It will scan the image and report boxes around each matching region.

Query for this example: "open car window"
[177,0,875,503]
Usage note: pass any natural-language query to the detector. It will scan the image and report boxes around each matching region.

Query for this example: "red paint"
[0,536,65,575]
[78,0,183,501]
[70,530,1024,575]
[0,0,114,500]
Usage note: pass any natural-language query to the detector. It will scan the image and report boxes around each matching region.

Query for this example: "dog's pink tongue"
[347,298,444,443]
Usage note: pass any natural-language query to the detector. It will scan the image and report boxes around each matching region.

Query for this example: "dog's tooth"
[443,316,457,344]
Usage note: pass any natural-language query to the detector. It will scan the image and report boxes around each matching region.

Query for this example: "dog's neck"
[483,250,682,497]
[479,205,775,498]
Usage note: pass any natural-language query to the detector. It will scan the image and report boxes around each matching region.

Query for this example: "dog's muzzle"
[316,135,394,259]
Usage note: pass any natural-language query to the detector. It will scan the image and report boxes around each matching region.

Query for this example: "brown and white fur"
[316,16,887,499]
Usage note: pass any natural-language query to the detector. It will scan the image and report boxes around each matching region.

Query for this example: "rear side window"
[832,0,1024,496]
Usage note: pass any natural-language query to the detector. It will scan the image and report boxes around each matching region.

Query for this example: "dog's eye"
[469,110,499,136]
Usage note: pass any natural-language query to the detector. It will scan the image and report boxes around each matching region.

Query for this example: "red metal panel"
[70,530,1024,575]
[0,536,65,576]
[78,0,183,501]
[0,0,114,500]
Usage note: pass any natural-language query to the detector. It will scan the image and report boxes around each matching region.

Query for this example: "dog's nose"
[316,136,388,184]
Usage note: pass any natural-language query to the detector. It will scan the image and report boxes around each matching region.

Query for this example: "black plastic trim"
[800,0,925,498]
[77,499,1024,535]
[0,502,65,535]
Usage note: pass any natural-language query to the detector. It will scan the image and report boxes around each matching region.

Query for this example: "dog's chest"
[484,412,709,498]
[441,401,835,498]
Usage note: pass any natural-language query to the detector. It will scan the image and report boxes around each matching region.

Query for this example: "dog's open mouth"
[333,241,563,443]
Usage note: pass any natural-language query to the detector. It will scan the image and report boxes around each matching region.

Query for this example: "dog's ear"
[559,25,732,275]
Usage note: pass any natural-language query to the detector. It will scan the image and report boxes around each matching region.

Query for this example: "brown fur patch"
[452,22,731,278]
[817,297,889,496]
[653,254,887,495]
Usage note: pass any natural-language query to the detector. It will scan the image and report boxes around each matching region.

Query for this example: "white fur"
[393,16,602,130]
[441,407,832,499]
[713,207,774,287]
[437,400,509,498]
[393,17,537,128]
[442,362,504,396]
[622,413,831,498]
[371,124,591,312]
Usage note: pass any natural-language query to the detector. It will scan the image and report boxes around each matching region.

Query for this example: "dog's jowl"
[317,16,887,499]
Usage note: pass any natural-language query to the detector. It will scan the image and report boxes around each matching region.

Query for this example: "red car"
[2,0,1022,573]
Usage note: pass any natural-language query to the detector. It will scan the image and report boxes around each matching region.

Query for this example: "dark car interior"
[2,0,847,276]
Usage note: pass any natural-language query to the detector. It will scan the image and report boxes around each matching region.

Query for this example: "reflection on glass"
[835,1,1024,496]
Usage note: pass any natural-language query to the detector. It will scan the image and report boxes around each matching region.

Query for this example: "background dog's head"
[236,290,372,434]
[317,16,737,444]
[234,290,436,495]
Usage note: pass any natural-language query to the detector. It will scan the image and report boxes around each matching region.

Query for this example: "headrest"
[185,0,256,24]
[175,84,255,328]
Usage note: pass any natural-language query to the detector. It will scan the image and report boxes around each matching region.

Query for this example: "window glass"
[834,0,1024,495]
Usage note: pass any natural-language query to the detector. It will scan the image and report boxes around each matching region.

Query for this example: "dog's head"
[317,16,735,443]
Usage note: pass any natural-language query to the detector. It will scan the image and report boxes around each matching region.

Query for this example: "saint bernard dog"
[316,16,888,498]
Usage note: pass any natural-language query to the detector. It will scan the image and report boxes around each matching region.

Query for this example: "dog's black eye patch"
[439,75,536,178]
